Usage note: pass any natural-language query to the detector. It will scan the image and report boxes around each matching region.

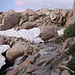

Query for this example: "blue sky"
[0,0,73,12]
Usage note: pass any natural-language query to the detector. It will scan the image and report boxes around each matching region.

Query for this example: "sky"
[0,0,73,12]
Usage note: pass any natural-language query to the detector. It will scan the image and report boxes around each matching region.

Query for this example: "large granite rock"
[39,26,60,41]
[21,21,37,29]
[22,9,39,22]
[6,42,30,61]
[28,14,39,21]
[36,8,50,16]
[1,12,21,30]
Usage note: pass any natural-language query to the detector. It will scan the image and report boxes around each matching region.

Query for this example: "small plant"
[68,44,75,55]
[67,44,75,75]
[63,23,75,40]
[54,37,64,44]
[54,40,63,44]
[67,56,75,75]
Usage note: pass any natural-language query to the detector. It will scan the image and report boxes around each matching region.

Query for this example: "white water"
[0,28,44,43]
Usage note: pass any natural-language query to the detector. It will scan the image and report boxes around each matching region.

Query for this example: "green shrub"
[68,44,75,55]
[67,56,75,75]
[63,23,75,40]
[67,44,75,75]
[54,40,63,44]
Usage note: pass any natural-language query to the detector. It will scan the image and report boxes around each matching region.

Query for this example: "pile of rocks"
[0,8,74,30]
[2,38,73,75]
[0,7,74,75]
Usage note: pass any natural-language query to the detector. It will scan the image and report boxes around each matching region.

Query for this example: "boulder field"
[0,7,75,75]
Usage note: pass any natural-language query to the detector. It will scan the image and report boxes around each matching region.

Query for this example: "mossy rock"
[63,23,75,40]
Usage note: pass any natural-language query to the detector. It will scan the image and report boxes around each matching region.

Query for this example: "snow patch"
[0,28,44,43]
[57,28,65,37]
[0,45,10,69]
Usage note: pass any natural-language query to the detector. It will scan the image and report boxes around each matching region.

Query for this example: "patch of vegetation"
[67,56,75,75]
[54,40,63,44]
[68,44,75,55]
[54,37,63,44]
[67,44,75,75]
[63,23,75,40]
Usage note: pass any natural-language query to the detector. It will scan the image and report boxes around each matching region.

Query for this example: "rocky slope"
[0,8,74,75]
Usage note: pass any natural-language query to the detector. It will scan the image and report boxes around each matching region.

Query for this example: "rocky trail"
[0,5,75,75]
